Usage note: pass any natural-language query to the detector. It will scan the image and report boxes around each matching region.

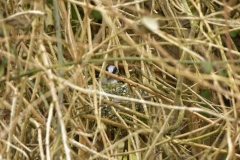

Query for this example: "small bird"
[101,65,119,85]
[106,65,118,74]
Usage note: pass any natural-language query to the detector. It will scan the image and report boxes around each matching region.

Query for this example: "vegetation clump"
[0,0,240,159]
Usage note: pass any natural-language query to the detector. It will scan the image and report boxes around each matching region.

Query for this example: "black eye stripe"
[112,67,118,74]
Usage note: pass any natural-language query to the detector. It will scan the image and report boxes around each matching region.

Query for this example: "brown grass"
[0,0,240,159]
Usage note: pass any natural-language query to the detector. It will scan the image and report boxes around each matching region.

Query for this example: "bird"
[106,65,118,74]
[101,65,119,85]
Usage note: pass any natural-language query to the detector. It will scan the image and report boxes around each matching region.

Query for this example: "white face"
[101,65,118,85]
[106,65,118,74]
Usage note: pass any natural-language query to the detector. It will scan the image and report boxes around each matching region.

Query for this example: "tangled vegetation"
[0,0,240,159]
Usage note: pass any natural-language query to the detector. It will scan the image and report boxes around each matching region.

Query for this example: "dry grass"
[0,0,240,159]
